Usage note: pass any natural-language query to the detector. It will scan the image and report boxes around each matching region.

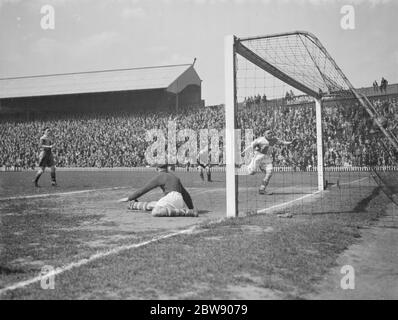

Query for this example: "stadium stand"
[0,94,397,170]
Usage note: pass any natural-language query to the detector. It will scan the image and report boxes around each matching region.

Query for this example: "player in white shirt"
[241,130,296,195]
[197,147,212,182]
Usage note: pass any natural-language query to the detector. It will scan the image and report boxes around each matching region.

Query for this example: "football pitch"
[0,169,393,299]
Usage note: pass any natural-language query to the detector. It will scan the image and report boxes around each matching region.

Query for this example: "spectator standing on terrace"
[373,80,379,92]
[380,77,388,93]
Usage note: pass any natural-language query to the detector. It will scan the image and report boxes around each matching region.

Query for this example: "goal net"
[224,31,398,217]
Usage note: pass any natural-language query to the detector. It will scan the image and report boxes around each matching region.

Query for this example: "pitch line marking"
[0,226,200,295]
[0,186,131,202]
[256,191,322,214]
[339,177,368,186]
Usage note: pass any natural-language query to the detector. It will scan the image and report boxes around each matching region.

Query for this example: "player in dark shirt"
[33,127,57,187]
[118,164,198,217]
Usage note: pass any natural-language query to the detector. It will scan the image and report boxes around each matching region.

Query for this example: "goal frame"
[224,33,325,218]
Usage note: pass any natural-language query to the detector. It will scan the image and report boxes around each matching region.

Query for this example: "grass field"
[0,168,395,299]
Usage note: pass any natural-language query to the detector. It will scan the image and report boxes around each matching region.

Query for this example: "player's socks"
[128,201,198,217]
[51,172,57,186]
[33,173,41,187]
[207,172,212,182]
[259,184,272,195]
[128,201,155,211]
[173,209,198,217]
[152,207,199,217]
[199,170,204,181]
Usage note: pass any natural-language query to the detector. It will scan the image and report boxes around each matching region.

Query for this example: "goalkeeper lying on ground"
[118,163,198,217]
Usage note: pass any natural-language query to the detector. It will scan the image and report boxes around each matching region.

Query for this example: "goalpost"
[224,31,398,218]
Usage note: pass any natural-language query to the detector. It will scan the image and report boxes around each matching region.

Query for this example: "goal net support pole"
[316,98,325,191]
[225,35,238,218]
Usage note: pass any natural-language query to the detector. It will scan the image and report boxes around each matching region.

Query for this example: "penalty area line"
[0,226,199,295]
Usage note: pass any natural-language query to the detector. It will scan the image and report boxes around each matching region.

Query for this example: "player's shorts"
[197,159,211,169]
[38,151,55,167]
[155,191,188,210]
[247,151,273,175]
[197,160,206,169]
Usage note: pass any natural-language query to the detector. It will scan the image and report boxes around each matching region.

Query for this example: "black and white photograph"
[0,0,397,304]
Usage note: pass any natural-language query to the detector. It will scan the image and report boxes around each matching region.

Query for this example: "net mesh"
[240,33,349,95]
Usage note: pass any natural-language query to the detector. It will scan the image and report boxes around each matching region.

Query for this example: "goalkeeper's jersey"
[127,172,194,209]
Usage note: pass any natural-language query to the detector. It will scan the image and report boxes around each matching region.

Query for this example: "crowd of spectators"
[0,96,397,169]
[239,95,398,168]
[0,105,224,169]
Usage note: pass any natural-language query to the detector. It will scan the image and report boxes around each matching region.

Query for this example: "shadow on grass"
[301,187,382,216]
[198,210,211,215]
[353,186,381,212]
[269,192,313,196]
[0,265,26,275]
